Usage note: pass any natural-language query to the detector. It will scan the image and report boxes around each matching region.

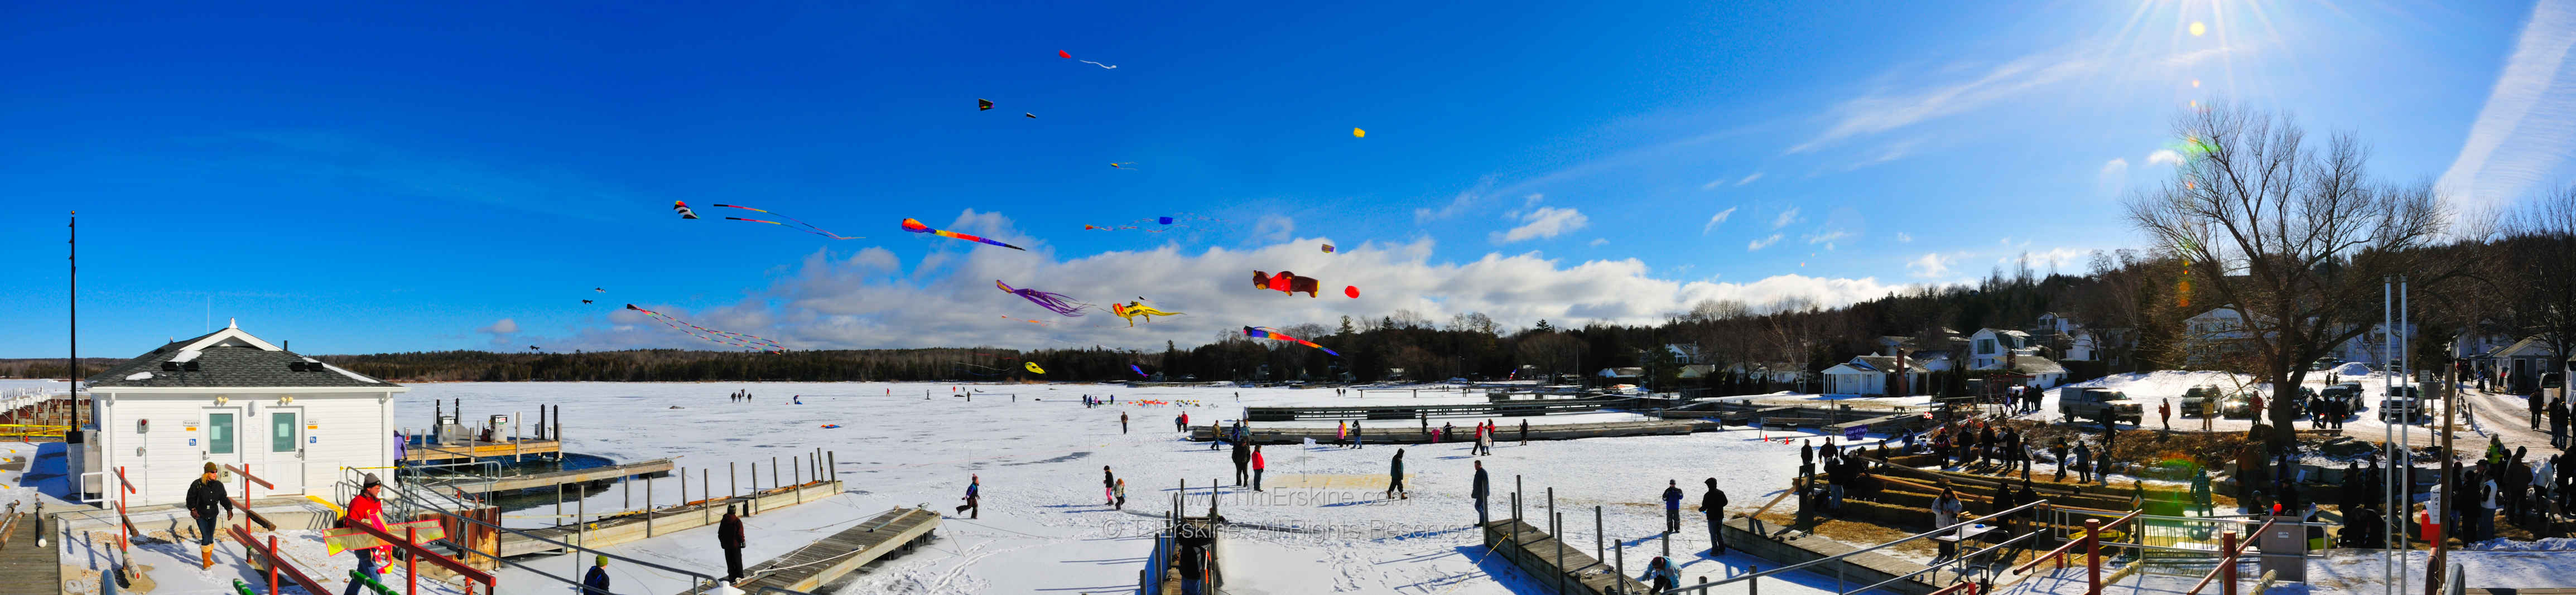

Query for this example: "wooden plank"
[705,507,940,594]
[0,508,54,595]
[496,481,841,557]
[439,458,674,494]
[402,439,563,462]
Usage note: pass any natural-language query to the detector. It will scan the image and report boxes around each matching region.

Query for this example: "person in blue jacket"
[1662,480,1685,534]
[1636,555,1679,592]
[582,555,611,594]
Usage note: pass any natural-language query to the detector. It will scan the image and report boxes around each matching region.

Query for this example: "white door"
[264,408,306,495]
[203,407,246,480]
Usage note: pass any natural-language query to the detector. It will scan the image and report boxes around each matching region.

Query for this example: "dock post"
[624,474,632,509]
[794,456,804,504]
[772,457,779,490]
[553,405,562,454]
[680,467,688,518]
[1554,511,1566,595]
[573,496,584,579]
[1614,541,1625,593]
[827,451,836,483]
[646,475,654,538]
[702,469,710,526]
[556,483,564,522]
[1594,505,1604,560]
[513,411,522,463]
[730,462,738,500]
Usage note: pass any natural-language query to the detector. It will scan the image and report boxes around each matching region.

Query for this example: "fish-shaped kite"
[1244,326,1340,356]
[904,218,1026,250]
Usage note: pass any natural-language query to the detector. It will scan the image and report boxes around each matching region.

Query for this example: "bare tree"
[2126,104,2464,448]
[2498,186,2576,380]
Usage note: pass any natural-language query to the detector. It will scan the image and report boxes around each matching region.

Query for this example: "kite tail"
[1013,288,1091,316]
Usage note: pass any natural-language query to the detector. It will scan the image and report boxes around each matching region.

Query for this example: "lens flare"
[2189,21,2206,36]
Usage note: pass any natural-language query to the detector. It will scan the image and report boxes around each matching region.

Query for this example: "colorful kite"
[1110,162,1138,170]
[1024,362,1047,374]
[709,204,860,239]
[674,201,700,219]
[1059,50,1117,69]
[1253,270,1322,297]
[625,304,786,353]
[996,279,1090,316]
[1109,301,1184,327]
[1352,128,1365,138]
[978,99,993,110]
[1344,286,1360,298]
[904,218,1027,250]
[1244,326,1340,356]
[1130,364,1148,378]
[1085,214,1219,232]
[1321,244,1335,254]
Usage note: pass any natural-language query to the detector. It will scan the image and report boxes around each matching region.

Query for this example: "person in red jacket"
[1251,447,1267,492]
[342,474,391,595]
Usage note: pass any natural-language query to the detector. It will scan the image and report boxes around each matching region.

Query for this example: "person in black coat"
[719,504,748,583]
[1232,439,1252,486]
[186,462,234,568]
[1471,461,1491,527]
[1698,478,1730,554]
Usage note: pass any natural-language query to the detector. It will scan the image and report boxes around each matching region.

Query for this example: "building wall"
[90,390,393,507]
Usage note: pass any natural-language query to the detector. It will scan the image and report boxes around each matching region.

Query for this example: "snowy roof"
[2005,355,2068,375]
[85,326,397,389]
[1846,355,1932,373]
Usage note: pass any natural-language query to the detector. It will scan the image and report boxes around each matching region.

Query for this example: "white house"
[1664,344,1705,365]
[78,323,406,506]
[1967,328,2033,370]
[1819,355,1930,396]
[2031,313,2099,361]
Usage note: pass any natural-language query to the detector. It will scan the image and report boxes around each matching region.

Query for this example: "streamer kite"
[1059,50,1118,69]
[711,204,860,239]
[996,279,1091,316]
[1109,301,1184,327]
[1244,326,1340,356]
[674,201,700,219]
[904,218,1027,250]
[1253,270,1322,297]
[624,304,786,353]
[1130,364,1148,378]
[1024,362,1047,374]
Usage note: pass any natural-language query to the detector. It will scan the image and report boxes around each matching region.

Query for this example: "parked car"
[2061,387,2144,425]
[2180,385,2222,418]
[2220,393,2261,419]
[2379,386,2429,424]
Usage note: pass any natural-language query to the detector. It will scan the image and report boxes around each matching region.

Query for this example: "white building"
[1819,355,1930,396]
[1967,328,2032,370]
[78,323,406,506]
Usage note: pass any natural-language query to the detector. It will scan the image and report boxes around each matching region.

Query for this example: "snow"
[382,381,1893,594]
[123,371,152,381]
[170,349,203,364]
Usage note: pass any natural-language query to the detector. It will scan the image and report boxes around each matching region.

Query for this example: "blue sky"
[6,1,2570,357]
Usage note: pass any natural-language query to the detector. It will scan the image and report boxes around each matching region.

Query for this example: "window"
[1977,340,1995,355]
[272,412,297,453]
[208,413,235,454]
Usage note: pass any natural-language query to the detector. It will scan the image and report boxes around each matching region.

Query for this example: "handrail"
[1664,497,2055,593]
[1850,525,2047,594]
[230,525,329,595]
[2182,517,2276,595]
[2011,510,2141,573]
[386,470,819,595]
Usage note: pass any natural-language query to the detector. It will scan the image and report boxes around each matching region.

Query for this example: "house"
[1727,362,1808,384]
[1819,355,1931,396]
[1966,328,2033,370]
[1664,344,1705,365]
[77,322,407,506]
[1999,354,2069,389]
[2030,313,2099,361]
[2492,337,2564,391]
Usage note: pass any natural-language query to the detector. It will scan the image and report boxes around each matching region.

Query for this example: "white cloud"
[1895,232,1914,243]
[2438,0,2576,212]
[2098,158,2130,197]
[1588,238,1609,246]
[530,217,1919,352]
[1701,207,1739,235]
[1907,253,1955,278]
[1747,234,1784,251]
[1702,180,1725,190]
[1789,50,2095,153]
[1253,214,1297,243]
[1772,207,1801,229]
[1414,178,1496,222]
[1843,138,1924,170]
[1736,172,1764,186]
[1491,207,1590,244]
[1804,230,1853,250]
[479,318,518,335]
[2145,149,2184,166]
[1522,194,1545,209]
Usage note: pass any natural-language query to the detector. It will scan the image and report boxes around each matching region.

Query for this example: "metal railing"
[1662,499,2058,594]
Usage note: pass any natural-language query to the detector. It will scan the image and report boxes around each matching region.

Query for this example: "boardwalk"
[684,507,938,594]
[498,480,841,557]
[1481,518,1649,595]
[0,505,56,595]
[1241,397,1626,422]
[432,458,673,494]
[403,438,562,463]
[1193,419,1716,445]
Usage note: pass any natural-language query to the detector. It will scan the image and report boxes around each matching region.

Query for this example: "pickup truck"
[2061,387,2145,425]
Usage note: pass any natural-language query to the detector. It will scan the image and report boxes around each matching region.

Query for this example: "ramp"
[687,507,939,594]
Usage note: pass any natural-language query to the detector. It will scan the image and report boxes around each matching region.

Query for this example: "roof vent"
[288,362,307,372]
[161,361,180,371]
[182,361,200,372]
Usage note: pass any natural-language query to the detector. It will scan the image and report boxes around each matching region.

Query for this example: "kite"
[1253,270,1322,297]
[1244,326,1341,356]
[674,201,700,219]
[1084,214,1220,232]
[1059,50,1118,69]
[996,279,1091,316]
[624,304,787,353]
[581,299,594,304]
[1109,301,1184,327]
[1344,286,1360,298]
[1321,244,1335,254]
[1110,162,1138,170]
[1024,362,1047,374]
[1353,128,1365,138]
[594,288,604,293]
[1130,364,1148,378]
[978,99,993,110]
[1025,113,1036,118]
[1000,315,1052,326]
[904,218,1027,250]
[820,424,842,429]
[710,204,860,239]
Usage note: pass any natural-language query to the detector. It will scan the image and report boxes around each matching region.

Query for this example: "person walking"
[719,504,748,583]
[2532,391,2547,430]
[1175,412,1187,433]
[186,462,234,569]
[2050,440,2071,482]
[1337,420,1349,448]
[2160,399,2172,431]
[341,474,391,595]
[1115,478,1128,509]
[582,555,612,595]
[1385,449,1408,499]
[1519,419,1529,445]
[1697,478,1730,555]
[1121,412,1129,434]
[957,475,981,518]
[1232,438,1252,486]
[1472,461,1491,527]
[1103,466,1117,506]
[1354,421,1365,449]
[1799,439,1815,480]
[1251,446,1267,492]
[1662,480,1685,534]
[2073,442,2093,483]
[2551,396,2569,449]
[1477,422,1495,456]
[1179,545,1207,595]
[2192,468,2215,515]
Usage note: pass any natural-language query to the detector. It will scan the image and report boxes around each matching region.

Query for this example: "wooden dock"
[690,507,939,594]
[403,438,562,463]
[498,480,841,558]
[432,458,673,494]
[1193,419,1716,445]
[1480,518,1649,595]
[0,504,56,595]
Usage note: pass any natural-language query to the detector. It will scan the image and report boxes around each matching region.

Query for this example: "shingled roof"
[83,325,393,389]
